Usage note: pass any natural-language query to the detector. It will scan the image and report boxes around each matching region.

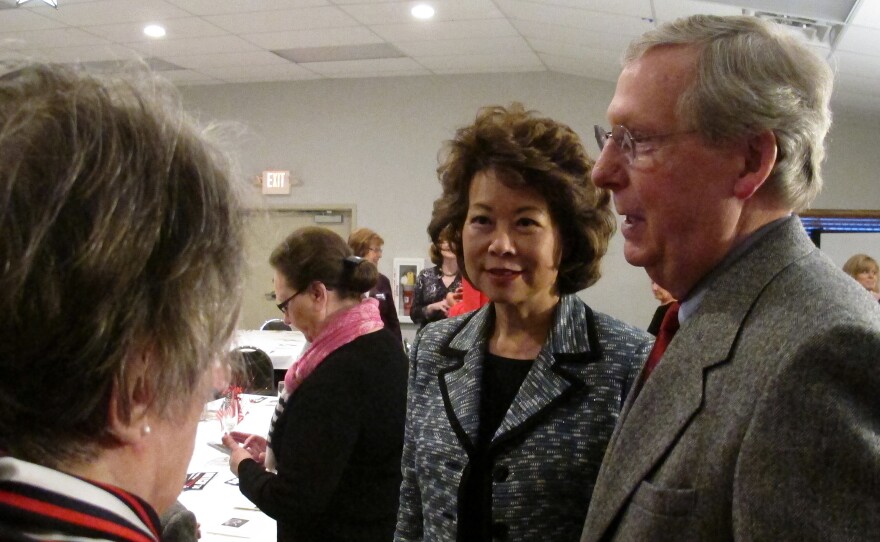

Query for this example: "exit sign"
[262,170,291,195]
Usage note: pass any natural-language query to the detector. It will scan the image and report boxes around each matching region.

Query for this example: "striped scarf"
[265,298,383,470]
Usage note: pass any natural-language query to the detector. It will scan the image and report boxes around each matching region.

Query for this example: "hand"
[221,433,263,477]
[241,434,268,464]
[428,300,450,316]
[447,288,463,306]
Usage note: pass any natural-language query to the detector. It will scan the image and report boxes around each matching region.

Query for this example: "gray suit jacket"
[581,217,880,541]
[396,295,652,541]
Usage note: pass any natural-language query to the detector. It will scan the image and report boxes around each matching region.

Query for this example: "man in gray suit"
[582,14,880,541]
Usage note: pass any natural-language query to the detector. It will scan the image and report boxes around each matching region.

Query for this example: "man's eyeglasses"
[276,291,300,315]
[369,247,383,255]
[594,125,695,165]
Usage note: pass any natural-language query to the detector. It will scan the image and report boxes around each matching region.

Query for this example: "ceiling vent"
[747,10,842,46]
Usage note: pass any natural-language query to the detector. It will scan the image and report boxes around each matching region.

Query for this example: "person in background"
[842,253,880,301]
[0,62,244,541]
[348,227,403,342]
[646,281,676,336]
[395,103,652,542]
[223,227,408,542]
[582,15,880,541]
[409,227,463,329]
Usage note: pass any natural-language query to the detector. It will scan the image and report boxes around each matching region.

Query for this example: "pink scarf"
[283,297,384,395]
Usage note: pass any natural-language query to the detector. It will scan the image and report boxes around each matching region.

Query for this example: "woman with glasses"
[395,104,652,542]
[348,227,402,342]
[222,226,408,542]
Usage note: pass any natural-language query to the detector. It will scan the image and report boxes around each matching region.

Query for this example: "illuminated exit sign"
[262,170,291,195]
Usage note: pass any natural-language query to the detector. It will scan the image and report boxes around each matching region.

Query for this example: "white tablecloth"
[235,330,307,370]
[178,395,278,541]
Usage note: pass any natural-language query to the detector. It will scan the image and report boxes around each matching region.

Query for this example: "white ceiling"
[2,0,879,121]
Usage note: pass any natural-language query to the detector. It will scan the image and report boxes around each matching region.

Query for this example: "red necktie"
[643,302,680,380]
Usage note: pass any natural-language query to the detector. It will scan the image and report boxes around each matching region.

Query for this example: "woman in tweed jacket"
[394,104,653,542]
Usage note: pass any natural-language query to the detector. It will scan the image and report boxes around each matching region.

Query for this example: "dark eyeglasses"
[594,124,695,165]
[276,291,301,315]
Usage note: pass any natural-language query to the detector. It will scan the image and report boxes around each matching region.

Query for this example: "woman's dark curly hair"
[428,103,615,294]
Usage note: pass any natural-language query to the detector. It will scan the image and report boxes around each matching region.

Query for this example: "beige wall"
[181,71,880,337]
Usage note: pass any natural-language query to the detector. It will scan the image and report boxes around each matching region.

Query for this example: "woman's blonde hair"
[843,254,879,292]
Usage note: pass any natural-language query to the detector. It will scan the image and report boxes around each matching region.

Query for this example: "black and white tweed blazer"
[395,294,653,542]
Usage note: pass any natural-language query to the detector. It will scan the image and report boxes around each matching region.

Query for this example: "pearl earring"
[142,425,152,436]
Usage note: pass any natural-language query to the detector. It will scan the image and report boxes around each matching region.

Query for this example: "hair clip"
[343,255,364,268]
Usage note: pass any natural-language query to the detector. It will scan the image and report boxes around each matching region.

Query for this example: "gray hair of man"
[0,62,245,467]
[625,14,833,211]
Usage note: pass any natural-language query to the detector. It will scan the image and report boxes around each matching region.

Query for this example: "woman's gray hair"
[626,15,833,210]
[0,62,245,467]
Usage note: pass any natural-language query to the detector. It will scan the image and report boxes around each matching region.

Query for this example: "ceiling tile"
[275,42,404,63]
[166,0,328,16]
[205,6,358,34]
[127,34,261,57]
[159,68,219,83]
[371,18,518,42]
[339,0,502,25]
[165,50,290,69]
[0,8,64,31]
[653,0,743,21]
[418,52,544,73]
[242,26,383,50]
[496,0,652,32]
[11,42,144,63]
[300,56,426,75]
[198,62,320,81]
[512,19,642,52]
[0,27,108,49]
[37,0,192,26]
[529,38,627,65]
[396,36,532,57]
[503,0,652,19]
[82,17,227,44]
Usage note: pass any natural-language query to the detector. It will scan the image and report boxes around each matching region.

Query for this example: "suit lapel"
[439,295,598,452]
[440,344,484,450]
[439,307,491,451]
[586,217,817,539]
[492,348,578,443]
[493,296,597,444]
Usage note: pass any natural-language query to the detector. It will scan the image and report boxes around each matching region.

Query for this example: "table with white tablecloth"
[178,395,278,541]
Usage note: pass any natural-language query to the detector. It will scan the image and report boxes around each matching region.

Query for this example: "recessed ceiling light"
[411,4,434,20]
[143,24,166,38]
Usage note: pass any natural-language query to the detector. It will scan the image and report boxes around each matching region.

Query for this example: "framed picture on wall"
[392,257,425,323]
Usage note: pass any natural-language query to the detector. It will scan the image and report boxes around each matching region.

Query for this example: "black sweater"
[238,329,408,542]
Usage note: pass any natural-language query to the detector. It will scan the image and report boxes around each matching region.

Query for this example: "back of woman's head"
[271,227,377,299]
[0,63,245,466]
